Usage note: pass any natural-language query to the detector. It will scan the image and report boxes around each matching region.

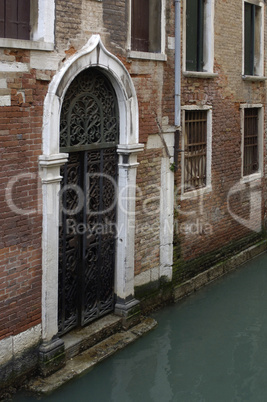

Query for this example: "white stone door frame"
[39,35,143,345]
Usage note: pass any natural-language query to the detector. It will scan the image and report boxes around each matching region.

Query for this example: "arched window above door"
[60,68,119,153]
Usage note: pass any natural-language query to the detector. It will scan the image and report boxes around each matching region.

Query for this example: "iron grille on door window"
[0,0,30,40]
[184,110,207,191]
[243,108,258,176]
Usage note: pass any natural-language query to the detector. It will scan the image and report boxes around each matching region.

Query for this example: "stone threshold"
[62,313,123,360]
[174,239,267,301]
[28,317,157,395]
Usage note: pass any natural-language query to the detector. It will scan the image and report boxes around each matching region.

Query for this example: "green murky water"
[15,252,267,401]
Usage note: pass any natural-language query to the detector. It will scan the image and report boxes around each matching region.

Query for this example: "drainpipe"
[174,0,181,171]
[174,0,181,127]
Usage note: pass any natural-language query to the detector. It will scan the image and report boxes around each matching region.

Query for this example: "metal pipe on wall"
[174,0,181,127]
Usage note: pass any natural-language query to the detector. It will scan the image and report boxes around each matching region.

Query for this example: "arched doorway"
[39,36,143,356]
[58,68,119,335]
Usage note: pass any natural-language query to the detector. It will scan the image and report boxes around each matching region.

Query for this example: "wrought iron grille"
[58,153,81,334]
[184,110,207,191]
[58,68,119,335]
[243,108,258,176]
[60,68,119,152]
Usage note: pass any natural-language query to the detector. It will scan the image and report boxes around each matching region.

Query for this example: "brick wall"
[1,0,264,345]
[103,0,128,54]
[0,51,45,340]
[55,0,83,53]
[174,0,266,271]
[135,149,163,276]
[0,0,176,340]
[130,0,176,277]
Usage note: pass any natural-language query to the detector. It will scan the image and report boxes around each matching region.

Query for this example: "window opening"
[0,0,30,40]
[184,110,207,191]
[186,0,204,72]
[244,2,261,76]
[243,108,258,176]
[131,0,161,53]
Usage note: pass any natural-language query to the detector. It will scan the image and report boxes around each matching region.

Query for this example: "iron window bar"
[184,110,207,191]
[243,108,258,176]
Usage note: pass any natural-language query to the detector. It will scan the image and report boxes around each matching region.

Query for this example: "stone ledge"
[174,240,267,301]
[62,314,123,360]
[0,38,54,51]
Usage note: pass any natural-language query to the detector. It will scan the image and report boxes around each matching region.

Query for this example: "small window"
[186,0,204,72]
[184,110,207,191]
[0,0,54,51]
[185,0,214,74]
[244,1,263,76]
[131,0,161,53]
[243,108,259,176]
[0,0,30,40]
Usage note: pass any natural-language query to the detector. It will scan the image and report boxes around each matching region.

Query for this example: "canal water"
[15,252,267,402]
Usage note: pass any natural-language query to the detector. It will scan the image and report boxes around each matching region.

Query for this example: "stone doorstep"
[62,314,123,360]
[28,317,157,395]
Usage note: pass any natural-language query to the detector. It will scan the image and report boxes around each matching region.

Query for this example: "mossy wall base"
[135,237,267,315]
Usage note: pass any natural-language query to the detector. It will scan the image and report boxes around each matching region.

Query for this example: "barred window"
[184,110,207,191]
[0,0,30,40]
[243,108,259,176]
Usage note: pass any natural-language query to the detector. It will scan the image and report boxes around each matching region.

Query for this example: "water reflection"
[15,252,267,402]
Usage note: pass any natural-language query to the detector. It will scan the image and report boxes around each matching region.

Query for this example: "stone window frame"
[180,105,212,200]
[0,0,54,51]
[240,103,263,183]
[127,0,167,62]
[242,0,265,79]
[183,0,217,79]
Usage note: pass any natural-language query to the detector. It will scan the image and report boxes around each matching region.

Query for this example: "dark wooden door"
[58,69,119,335]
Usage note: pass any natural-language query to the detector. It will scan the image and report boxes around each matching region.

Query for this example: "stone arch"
[42,35,139,155]
[39,35,143,353]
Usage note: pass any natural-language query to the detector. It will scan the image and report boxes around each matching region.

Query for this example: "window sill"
[240,172,262,184]
[180,185,212,200]
[242,75,267,81]
[128,50,167,62]
[183,71,218,79]
[0,38,54,51]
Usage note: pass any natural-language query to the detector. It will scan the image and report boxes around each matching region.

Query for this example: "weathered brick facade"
[0,52,44,341]
[173,0,266,284]
[0,0,266,391]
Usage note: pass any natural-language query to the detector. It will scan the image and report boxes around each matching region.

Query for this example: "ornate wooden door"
[58,68,119,335]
